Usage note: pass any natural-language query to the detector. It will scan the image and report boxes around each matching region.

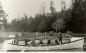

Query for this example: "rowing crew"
[12,38,61,46]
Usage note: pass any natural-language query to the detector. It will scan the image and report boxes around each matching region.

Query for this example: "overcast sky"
[0,0,72,22]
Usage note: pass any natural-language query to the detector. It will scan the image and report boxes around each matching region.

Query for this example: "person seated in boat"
[27,40,33,46]
[47,39,51,46]
[42,39,48,46]
[34,39,41,46]
[39,40,44,46]
[55,38,61,45]
[30,40,40,46]
[39,39,48,46]
[24,39,28,46]
[30,40,35,46]
[51,39,56,45]
[27,40,40,46]
[55,39,59,45]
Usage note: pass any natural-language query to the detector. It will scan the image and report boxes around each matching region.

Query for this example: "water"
[23,47,86,52]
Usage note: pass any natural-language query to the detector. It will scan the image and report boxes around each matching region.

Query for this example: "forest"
[4,0,86,33]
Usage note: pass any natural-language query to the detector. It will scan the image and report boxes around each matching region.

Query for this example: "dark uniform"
[59,32,62,44]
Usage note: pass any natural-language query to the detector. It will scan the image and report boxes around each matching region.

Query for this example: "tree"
[10,14,34,32]
[51,0,67,32]
[52,18,65,32]
[50,0,56,15]
[67,0,86,33]
[36,0,58,32]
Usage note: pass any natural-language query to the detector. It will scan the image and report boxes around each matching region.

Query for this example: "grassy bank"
[0,32,86,41]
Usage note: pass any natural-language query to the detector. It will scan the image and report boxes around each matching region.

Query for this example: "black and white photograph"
[0,0,85,52]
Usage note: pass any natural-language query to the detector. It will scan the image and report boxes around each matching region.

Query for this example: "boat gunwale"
[3,37,84,51]
[11,37,84,47]
[62,37,84,45]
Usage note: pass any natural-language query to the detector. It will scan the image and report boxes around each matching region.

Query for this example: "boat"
[2,37,84,51]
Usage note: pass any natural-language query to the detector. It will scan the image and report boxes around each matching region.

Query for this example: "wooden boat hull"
[2,37,84,51]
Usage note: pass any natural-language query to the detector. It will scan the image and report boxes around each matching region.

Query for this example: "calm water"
[7,47,86,52]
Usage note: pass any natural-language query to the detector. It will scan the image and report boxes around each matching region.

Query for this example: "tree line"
[5,0,86,33]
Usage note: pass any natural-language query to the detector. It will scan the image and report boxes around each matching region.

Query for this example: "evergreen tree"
[68,0,86,33]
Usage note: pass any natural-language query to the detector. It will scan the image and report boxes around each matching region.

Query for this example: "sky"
[0,0,72,23]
